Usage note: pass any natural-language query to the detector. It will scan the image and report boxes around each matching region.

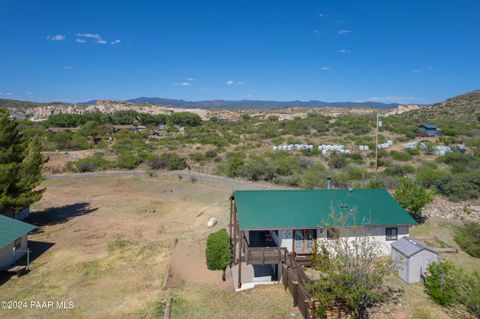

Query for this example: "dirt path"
[167,240,233,291]
[46,170,283,191]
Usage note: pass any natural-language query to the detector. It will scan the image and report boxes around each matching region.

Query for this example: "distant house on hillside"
[0,215,36,272]
[418,124,441,137]
[229,188,417,290]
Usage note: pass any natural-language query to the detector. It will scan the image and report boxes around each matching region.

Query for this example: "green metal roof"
[0,215,36,249]
[234,189,417,230]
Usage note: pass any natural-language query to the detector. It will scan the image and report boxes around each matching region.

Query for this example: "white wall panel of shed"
[0,235,28,270]
[391,248,409,282]
[407,250,438,283]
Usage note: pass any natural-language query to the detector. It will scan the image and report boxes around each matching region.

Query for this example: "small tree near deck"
[310,209,393,319]
[0,109,46,216]
[394,178,433,222]
[205,229,232,281]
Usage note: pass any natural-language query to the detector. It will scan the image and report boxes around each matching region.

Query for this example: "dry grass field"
[1,174,478,318]
[0,174,295,319]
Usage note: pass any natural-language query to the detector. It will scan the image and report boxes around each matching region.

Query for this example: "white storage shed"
[391,237,439,283]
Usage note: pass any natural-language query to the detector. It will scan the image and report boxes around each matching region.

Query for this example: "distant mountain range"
[121,97,401,109]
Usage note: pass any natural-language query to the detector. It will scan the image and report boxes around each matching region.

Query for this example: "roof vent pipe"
[327,176,332,190]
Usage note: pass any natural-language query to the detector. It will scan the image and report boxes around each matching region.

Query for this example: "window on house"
[327,228,340,240]
[14,237,21,249]
[386,228,398,241]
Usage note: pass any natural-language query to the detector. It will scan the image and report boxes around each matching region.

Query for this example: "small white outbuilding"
[391,237,439,283]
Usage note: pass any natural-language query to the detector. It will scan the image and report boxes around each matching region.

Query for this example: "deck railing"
[241,236,288,265]
[282,253,317,319]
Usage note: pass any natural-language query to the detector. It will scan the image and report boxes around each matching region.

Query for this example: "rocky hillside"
[401,90,480,122]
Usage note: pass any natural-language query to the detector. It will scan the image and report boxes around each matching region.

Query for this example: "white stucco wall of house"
[0,235,28,270]
[275,226,409,256]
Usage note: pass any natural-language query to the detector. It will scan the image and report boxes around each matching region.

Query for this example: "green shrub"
[161,153,187,170]
[416,166,445,188]
[384,164,415,177]
[76,155,111,172]
[328,152,347,169]
[455,222,480,258]
[391,151,413,161]
[205,229,232,279]
[435,172,480,201]
[204,150,218,159]
[406,147,420,156]
[460,271,480,317]
[190,152,205,162]
[424,261,458,306]
[116,151,142,169]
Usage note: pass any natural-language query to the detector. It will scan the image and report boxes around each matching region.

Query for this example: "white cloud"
[186,77,195,82]
[64,66,73,70]
[411,67,433,73]
[174,82,192,86]
[340,49,350,54]
[242,94,255,98]
[318,13,328,17]
[337,29,352,35]
[76,33,113,44]
[4,93,13,96]
[46,35,66,41]
[321,66,331,71]
[226,80,234,86]
[25,92,32,95]
[237,81,244,85]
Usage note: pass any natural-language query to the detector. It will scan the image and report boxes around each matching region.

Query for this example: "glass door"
[294,229,316,253]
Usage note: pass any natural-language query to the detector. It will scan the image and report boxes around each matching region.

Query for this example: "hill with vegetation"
[399,90,480,123]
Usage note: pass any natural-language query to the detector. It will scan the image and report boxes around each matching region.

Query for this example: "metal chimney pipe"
[326,176,331,190]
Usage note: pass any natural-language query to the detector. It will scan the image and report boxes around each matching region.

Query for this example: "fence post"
[292,281,298,307]
[309,300,317,319]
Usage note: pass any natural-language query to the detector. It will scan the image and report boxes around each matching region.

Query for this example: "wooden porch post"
[238,230,242,289]
[229,196,233,241]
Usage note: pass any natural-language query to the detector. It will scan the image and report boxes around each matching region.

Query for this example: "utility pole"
[375,112,379,174]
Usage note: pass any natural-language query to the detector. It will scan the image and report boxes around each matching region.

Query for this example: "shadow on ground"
[27,202,98,227]
[0,240,55,286]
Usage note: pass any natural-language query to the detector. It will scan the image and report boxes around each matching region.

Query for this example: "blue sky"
[1,0,479,104]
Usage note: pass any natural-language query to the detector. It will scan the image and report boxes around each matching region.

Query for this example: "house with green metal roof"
[0,215,36,271]
[228,188,416,290]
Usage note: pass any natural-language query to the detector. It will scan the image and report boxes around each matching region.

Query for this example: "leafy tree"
[394,178,433,222]
[0,109,45,216]
[416,166,445,188]
[310,209,392,319]
[205,229,232,280]
[424,261,458,306]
